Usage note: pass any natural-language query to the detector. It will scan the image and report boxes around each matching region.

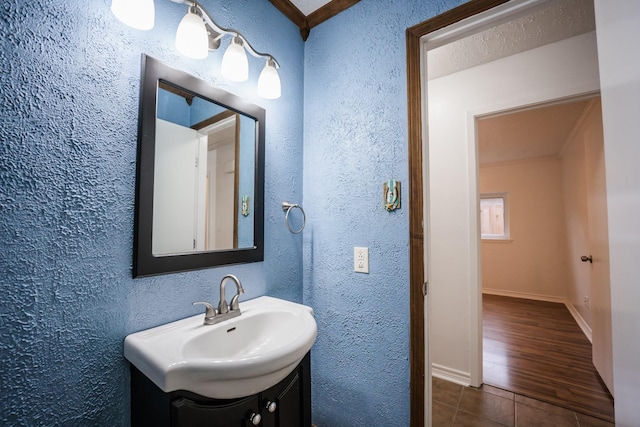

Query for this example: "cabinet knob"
[266,400,277,413]
[249,412,261,425]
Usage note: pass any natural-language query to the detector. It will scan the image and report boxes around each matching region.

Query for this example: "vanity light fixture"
[257,58,282,99]
[111,0,155,30]
[175,6,209,59]
[221,36,249,82]
[111,0,282,99]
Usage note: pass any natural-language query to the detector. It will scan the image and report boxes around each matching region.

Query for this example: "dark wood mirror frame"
[133,54,265,278]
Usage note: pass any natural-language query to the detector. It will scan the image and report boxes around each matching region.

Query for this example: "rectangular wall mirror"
[134,55,265,277]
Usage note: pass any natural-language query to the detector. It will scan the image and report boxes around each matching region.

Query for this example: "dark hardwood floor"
[483,294,614,422]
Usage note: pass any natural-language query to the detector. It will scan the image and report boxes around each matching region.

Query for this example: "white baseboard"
[482,288,593,343]
[482,287,566,303]
[432,363,470,387]
[564,300,593,343]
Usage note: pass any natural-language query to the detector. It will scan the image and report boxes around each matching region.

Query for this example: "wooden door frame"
[405,1,510,425]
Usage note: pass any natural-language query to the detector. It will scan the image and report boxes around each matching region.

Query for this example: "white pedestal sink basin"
[124,296,317,399]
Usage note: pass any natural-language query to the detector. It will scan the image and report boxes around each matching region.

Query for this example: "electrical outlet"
[354,247,369,273]
[584,296,590,309]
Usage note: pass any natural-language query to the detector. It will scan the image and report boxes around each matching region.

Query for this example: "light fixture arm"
[170,0,280,69]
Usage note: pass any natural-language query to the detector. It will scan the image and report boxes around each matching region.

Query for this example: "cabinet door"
[171,395,260,427]
[261,372,302,427]
[261,353,311,427]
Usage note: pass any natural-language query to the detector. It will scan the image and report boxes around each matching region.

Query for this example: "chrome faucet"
[192,274,245,325]
[218,274,245,314]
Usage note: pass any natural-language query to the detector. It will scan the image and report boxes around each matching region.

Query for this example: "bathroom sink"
[124,296,317,399]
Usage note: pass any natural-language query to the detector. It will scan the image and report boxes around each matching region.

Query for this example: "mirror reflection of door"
[153,112,240,255]
[153,82,248,255]
[153,119,200,255]
[196,113,240,251]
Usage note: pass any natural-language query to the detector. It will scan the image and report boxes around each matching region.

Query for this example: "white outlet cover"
[354,247,369,274]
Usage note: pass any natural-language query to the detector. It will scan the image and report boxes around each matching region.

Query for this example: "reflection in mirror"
[134,55,265,277]
[153,83,256,254]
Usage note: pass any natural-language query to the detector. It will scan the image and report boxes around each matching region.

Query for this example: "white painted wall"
[593,1,640,423]
[480,157,568,299]
[427,31,600,384]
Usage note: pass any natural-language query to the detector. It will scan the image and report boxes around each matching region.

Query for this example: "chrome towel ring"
[282,202,306,234]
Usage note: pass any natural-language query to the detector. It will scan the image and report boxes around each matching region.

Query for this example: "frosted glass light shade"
[257,60,281,99]
[221,38,249,82]
[175,9,209,59]
[111,0,155,30]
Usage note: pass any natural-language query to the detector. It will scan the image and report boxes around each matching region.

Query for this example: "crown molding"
[269,0,360,41]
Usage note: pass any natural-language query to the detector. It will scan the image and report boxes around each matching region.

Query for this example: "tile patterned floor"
[432,377,615,426]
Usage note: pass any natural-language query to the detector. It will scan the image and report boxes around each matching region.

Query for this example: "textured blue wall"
[157,88,191,126]
[303,0,463,425]
[0,0,473,424]
[0,0,303,425]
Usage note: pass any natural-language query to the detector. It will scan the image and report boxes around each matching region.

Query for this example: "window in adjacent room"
[480,193,510,240]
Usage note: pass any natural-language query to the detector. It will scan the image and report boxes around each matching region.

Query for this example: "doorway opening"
[405,0,612,425]
[477,96,614,421]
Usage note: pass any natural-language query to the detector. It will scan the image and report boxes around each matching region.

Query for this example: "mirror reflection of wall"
[152,82,256,256]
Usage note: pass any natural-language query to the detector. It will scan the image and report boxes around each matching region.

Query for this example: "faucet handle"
[230,293,242,311]
[192,301,216,325]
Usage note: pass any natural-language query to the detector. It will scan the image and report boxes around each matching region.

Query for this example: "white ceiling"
[425,0,597,165]
[428,0,596,80]
[290,0,333,16]
[477,98,595,165]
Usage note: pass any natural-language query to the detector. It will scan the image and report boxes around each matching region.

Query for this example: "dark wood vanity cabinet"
[131,353,311,427]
